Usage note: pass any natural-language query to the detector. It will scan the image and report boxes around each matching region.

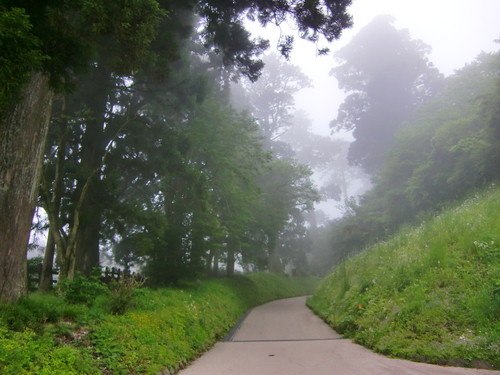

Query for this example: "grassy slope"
[0,274,318,375]
[308,184,500,369]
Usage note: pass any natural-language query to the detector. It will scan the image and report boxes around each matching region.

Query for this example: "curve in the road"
[179,296,500,375]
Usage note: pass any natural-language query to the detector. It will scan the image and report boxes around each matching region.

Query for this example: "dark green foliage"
[0,7,46,111]
[2,0,164,93]
[326,47,500,267]
[199,0,353,79]
[58,269,109,306]
[0,294,63,332]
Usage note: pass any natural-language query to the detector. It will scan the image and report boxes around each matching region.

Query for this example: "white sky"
[248,0,500,217]
[249,0,500,137]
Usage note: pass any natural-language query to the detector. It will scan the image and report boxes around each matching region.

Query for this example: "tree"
[252,160,320,271]
[246,53,312,139]
[233,52,313,158]
[1,0,352,301]
[324,48,500,266]
[0,0,163,300]
[330,15,443,174]
[281,110,370,202]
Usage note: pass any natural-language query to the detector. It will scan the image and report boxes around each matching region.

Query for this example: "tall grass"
[308,184,500,369]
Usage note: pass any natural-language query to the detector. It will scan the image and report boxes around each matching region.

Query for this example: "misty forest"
[1,0,500,373]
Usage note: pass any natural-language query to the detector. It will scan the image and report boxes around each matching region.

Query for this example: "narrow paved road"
[179,296,500,375]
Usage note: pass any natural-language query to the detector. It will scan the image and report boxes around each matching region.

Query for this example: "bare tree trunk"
[269,248,283,273]
[0,72,54,302]
[226,247,235,277]
[74,219,101,275]
[40,97,68,292]
[39,229,56,292]
[206,249,214,276]
[52,108,129,282]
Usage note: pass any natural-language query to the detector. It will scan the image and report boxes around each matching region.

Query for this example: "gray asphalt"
[179,296,500,375]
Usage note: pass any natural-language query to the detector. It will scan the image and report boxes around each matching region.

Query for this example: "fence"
[27,263,145,291]
[100,267,145,284]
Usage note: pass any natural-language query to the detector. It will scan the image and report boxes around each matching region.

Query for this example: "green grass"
[308,184,500,369]
[0,273,318,374]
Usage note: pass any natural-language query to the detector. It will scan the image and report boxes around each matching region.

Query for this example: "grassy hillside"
[308,184,500,369]
[0,273,318,374]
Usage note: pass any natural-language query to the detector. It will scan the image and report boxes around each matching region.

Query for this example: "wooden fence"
[28,264,144,291]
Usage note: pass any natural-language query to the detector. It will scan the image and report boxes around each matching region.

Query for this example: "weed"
[108,275,146,315]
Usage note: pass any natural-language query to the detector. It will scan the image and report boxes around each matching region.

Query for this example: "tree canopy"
[330,15,443,174]
[323,45,500,268]
[0,0,353,301]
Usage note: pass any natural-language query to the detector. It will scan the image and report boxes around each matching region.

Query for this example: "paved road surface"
[179,296,500,375]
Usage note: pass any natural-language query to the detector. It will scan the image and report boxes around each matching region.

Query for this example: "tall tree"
[0,0,163,300]
[1,0,352,301]
[234,52,312,157]
[281,110,370,202]
[253,160,320,271]
[330,15,443,174]
[324,48,500,268]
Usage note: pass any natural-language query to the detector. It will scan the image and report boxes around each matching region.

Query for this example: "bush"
[108,275,146,315]
[0,294,63,331]
[58,268,109,306]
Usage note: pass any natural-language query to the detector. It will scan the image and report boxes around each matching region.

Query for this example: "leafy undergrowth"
[308,184,500,370]
[0,273,318,374]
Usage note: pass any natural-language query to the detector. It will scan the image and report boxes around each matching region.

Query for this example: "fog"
[247,0,500,218]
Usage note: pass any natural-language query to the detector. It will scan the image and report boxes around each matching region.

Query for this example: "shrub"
[0,294,63,331]
[58,268,109,306]
[108,275,146,315]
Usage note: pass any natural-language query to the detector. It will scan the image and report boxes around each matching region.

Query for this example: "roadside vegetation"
[0,273,317,374]
[308,184,500,369]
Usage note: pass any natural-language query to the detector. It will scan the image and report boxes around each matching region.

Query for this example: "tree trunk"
[205,249,214,276]
[0,72,54,302]
[226,247,235,277]
[39,229,56,292]
[74,218,101,275]
[72,64,111,276]
[226,236,236,277]
[40,97,68,292]
[213,250,219,276]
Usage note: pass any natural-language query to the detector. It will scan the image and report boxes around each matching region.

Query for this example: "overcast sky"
[250,0,500,137]
[248,0,500,217]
